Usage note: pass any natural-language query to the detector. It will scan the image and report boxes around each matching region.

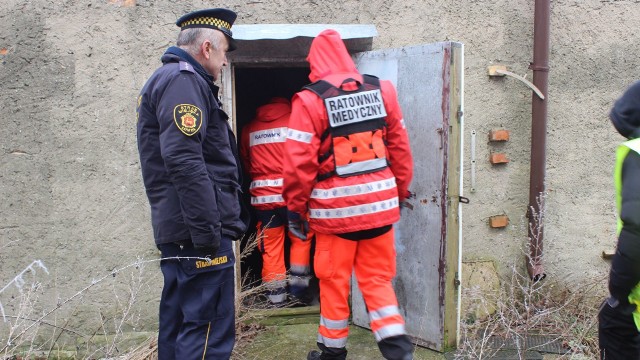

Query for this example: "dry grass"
[0,240,270,359]
[457,261,604,359]
[456,194,605,359]
[0,258,154,359]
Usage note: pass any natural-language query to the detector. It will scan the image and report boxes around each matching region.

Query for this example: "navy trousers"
[157,242,236,360]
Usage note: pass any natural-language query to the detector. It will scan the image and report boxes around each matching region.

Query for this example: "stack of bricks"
[489,129,510,164]
[489,129,510,228]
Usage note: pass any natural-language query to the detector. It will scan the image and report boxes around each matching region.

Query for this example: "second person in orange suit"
[240,97,313,306]
[283,30,415,360]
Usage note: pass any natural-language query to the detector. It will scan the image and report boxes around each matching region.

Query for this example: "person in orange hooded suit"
[241,97,313,306]
[282,29,415,360]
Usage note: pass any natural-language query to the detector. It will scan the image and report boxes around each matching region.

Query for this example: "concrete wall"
[1,0,638,346]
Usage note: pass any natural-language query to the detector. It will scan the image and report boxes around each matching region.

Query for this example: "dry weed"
[458,267,603,359]
[456,194,604,359]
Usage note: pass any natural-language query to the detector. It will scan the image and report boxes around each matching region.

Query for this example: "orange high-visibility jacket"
[240,98,291,210]
[283,30,414,234]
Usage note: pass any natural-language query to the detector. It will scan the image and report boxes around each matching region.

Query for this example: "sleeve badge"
[136,95,142,122]
[174,104,203,136]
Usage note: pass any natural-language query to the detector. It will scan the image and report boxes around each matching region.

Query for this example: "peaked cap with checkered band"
[176,8,237,51]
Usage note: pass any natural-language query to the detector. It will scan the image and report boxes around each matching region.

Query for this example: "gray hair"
[177,28,223,56]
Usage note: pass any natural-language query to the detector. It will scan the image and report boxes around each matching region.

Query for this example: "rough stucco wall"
[545,1,639,285]
[1,0,639,344]
[0,0,165,345]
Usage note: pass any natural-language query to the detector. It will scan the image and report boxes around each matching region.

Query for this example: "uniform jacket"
[240,98,291,210]
[137,47,248,250]
[613,144,640,307]
[608,81,640,308]
[282,30,414,234]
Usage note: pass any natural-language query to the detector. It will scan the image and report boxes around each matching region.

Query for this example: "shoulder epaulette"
[179,61,195,74]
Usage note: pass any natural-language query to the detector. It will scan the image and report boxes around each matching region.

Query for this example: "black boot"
[309,343,348,360]
[378,334,414,360]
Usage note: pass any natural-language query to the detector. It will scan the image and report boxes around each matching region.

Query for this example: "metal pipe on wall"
[527,0,550,281]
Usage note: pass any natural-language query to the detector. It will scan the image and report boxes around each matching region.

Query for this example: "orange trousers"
[257,212,312,303]
[314,229,407,349]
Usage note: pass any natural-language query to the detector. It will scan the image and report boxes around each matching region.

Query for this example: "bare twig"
[456,193,602,359]
[0,254,225,353]
[2,315,84,338]
[0,260,49,322]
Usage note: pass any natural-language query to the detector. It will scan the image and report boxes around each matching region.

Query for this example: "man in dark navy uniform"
[136,8,248,360]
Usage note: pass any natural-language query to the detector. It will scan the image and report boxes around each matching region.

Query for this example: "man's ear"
[202,40,211,59]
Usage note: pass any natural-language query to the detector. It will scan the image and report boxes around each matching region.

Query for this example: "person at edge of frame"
[282,29,415,360]
[599,80,640,360]
[136,8,249,360]
[240,97,314,307]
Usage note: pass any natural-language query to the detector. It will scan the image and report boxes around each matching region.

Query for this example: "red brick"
[108,0,135,6]
[490,152,509,164]
[489,129,510,142]
[489,215,509,228]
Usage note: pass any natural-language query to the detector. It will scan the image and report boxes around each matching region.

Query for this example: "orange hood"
[307,29,361,85]
[253,97,291,123]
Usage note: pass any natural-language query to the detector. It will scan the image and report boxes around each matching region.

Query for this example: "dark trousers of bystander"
[157,242,236,360]
[599,298,640,360]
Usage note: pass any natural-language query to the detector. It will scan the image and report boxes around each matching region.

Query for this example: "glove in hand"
[194,242,220,259]
[288,211,309,241]
[194,225,220,258]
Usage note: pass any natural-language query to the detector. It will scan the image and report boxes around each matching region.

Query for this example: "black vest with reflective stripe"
[303,75,389,180]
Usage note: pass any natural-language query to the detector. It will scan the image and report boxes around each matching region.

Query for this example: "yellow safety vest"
[616,138,640,329]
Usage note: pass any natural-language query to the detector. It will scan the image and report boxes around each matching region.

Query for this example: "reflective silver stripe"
[335,158,387,176]
[627,138,640,153]
[290,264,310,275]
[400,118,406,129]
[369,305,401,322]
[287,128,313,144]
[250,178,284,189]
[264,279,287,290]
[268,293,287,303]
[311,178,397,200]
[320,315,349,330]
[309,198,399,219]
[251,194,284,205]
[249,127,287,146]
[289,275,310,287]
[373,323,407,342]
[317,334,348,348]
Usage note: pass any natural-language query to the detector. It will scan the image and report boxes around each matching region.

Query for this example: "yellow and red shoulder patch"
[136,95,142,122]
[173,104,203,136]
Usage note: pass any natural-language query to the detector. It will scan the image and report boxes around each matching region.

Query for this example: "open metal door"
[351,42,463,352]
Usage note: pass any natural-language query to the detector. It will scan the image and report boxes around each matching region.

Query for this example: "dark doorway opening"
[234,66,319,305]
